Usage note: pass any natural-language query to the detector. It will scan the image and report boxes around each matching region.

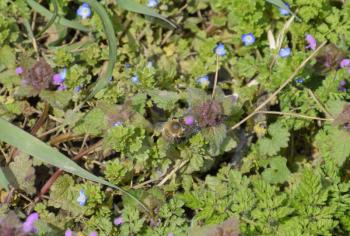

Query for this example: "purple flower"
[74,86,81,92]
[65,229,73,236]
[77,189,87,206]
[77,3,91,19]
[58,84,67,91]
[22,212,39,233]
[340,59,350,68]
[231,93,239,103]
[242,33,255,46]
[197,75,209,86]
[338,80,347,92]
[184,116,195,126]
[89,231,98,236]
[114,216,123,226]
[147,0,159,7]
[305,34,317,50]
[214,43,226,56]
[16,67,23,75]
[279,47,291,58]
[52,68,67,86]
[167,233,174,236]
[279,2,290,16]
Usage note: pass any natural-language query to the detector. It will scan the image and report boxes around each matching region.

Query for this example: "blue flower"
[112,121,123,127]
[74,86,81,92]
[125,63,131,69]
[77,189,87,206]
[295,78,304,84]
[214,43,226,56]
[279,3,290,16]
[147,0,159,7]
[77,3,91,19]
[279,47,291,58]
[242,33,255,46]
[147,61,154,69]
[197,75,209,86]
[131,75,139,84]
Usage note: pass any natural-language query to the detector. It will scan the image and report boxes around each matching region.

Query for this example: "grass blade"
[83,0,117,101]
[0,118,149,213]
[116,0,176,29]
[26,0,90,32]
[0,167,9,191]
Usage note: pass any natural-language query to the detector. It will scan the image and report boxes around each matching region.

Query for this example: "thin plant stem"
[22,18,40,60]
[157,160,189,186]
[307,89,334,119]
[230,41,327,131]
[256,110,334,121]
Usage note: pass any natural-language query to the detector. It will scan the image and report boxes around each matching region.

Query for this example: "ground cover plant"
[1,0,350,235]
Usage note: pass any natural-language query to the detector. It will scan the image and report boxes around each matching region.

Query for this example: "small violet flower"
[147,0,159,8]
[340,59,350,68]
[89,231,98,236]
[167,233,174,236]
[305,34,317,51]
[184,116,195,126]
[214,43,226,56]
[242,33,255,46]
[279,47,291,58]
[77,189,87,206]
[338,80,347,92]
[114,216,123,226]
[58,84,67,91]
[74,86,81,92]
[77,3,91,19]
[279,2,290,16]
[197,75,209,86]
[52,68,67,87]
[16,67,24,75]
[22,212,39,234]
[131,75,139,84]
[232,93,239,103]
[65,229,73,236]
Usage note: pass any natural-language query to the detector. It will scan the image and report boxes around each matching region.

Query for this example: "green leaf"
[116,0,176,29]
[262,156,291,184]
[25,0,90,32]
[201,124,227,156]
[9,154,36,194]
[0,45,15,69]
[0,117,149,213]
[259,122,290,156]
[147,89,180,110]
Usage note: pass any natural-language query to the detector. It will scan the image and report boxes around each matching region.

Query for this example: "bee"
[161,119,186,142]
[161,117,200,143]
